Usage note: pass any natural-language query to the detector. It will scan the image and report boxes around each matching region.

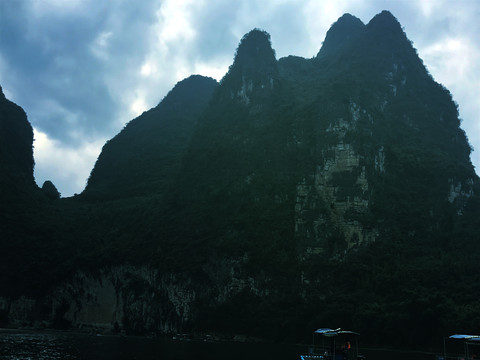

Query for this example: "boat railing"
[300,346,361,360]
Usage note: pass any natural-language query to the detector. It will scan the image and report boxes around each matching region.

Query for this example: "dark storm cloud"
[190,1,315,60]
[187,1,241,63]
[265,3,314,57]
[0,0,159,144]
[178,0,314,75]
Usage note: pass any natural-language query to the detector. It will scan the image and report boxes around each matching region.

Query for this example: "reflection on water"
[0,329,436,360]
[0,331,78,360]
[0,330,301,360]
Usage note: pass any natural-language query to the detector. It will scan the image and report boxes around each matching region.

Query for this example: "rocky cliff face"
[0,260,272,334]
[0,266,194,332]
[293,11,477,255]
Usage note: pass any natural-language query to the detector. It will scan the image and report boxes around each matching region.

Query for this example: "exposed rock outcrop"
[0,261,271,334]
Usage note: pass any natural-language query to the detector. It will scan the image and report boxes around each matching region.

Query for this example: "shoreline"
[0,327,441,357]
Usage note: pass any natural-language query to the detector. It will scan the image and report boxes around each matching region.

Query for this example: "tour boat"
[300,328,365,360]
[437,334,480,360]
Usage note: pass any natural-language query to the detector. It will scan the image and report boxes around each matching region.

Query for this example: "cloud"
[156,0,197,43]
[90,31,114,61]
[416,0,447,18]
[412,3,480,172]
[33,128,105,196]
[30,0,87,16]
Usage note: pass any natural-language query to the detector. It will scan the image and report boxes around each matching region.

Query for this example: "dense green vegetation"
[1,11,479,350]
[84,75,218,200]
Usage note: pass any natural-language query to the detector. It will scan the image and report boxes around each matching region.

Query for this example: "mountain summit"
[367,9,405,35]
[84,75,218,200]
[232,29,277,69]
[0,86,36,198]
[318,13,365,56]
[220,29,278,104]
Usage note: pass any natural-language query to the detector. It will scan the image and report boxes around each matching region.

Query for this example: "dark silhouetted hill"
[83,75,218,200]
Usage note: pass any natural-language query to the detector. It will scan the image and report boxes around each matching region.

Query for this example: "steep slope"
[0,85,36,200]
[163,13,477,260]
[288,10,477,254]
[163,29,297,270]
[83,75,218,200]
[317,13,365,57]
[0,86,73,297]
[296,12,479,344]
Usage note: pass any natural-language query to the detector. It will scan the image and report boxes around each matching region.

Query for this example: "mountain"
[84,75,218,200]
[0,86,72,298]
[1,11,479,348]
[0,85,36,200]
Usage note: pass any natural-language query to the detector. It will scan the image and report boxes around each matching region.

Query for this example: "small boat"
[300,328,366,360]
[437,334,480,360]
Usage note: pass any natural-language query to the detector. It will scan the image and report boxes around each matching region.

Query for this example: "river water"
[0,329,437,360]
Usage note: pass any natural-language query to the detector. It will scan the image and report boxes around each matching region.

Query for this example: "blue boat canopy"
[339,331,360,336]
[449,334,480,340]
[314,328,338,336]
[314,328,360,336]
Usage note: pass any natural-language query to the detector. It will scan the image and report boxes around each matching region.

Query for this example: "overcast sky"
[1,0,479,197]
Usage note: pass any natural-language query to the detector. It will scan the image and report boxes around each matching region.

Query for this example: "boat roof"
[314,328,360,336]
[449,334,480,340]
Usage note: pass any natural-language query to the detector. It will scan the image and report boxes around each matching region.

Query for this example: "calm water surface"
[0,329,436,360]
